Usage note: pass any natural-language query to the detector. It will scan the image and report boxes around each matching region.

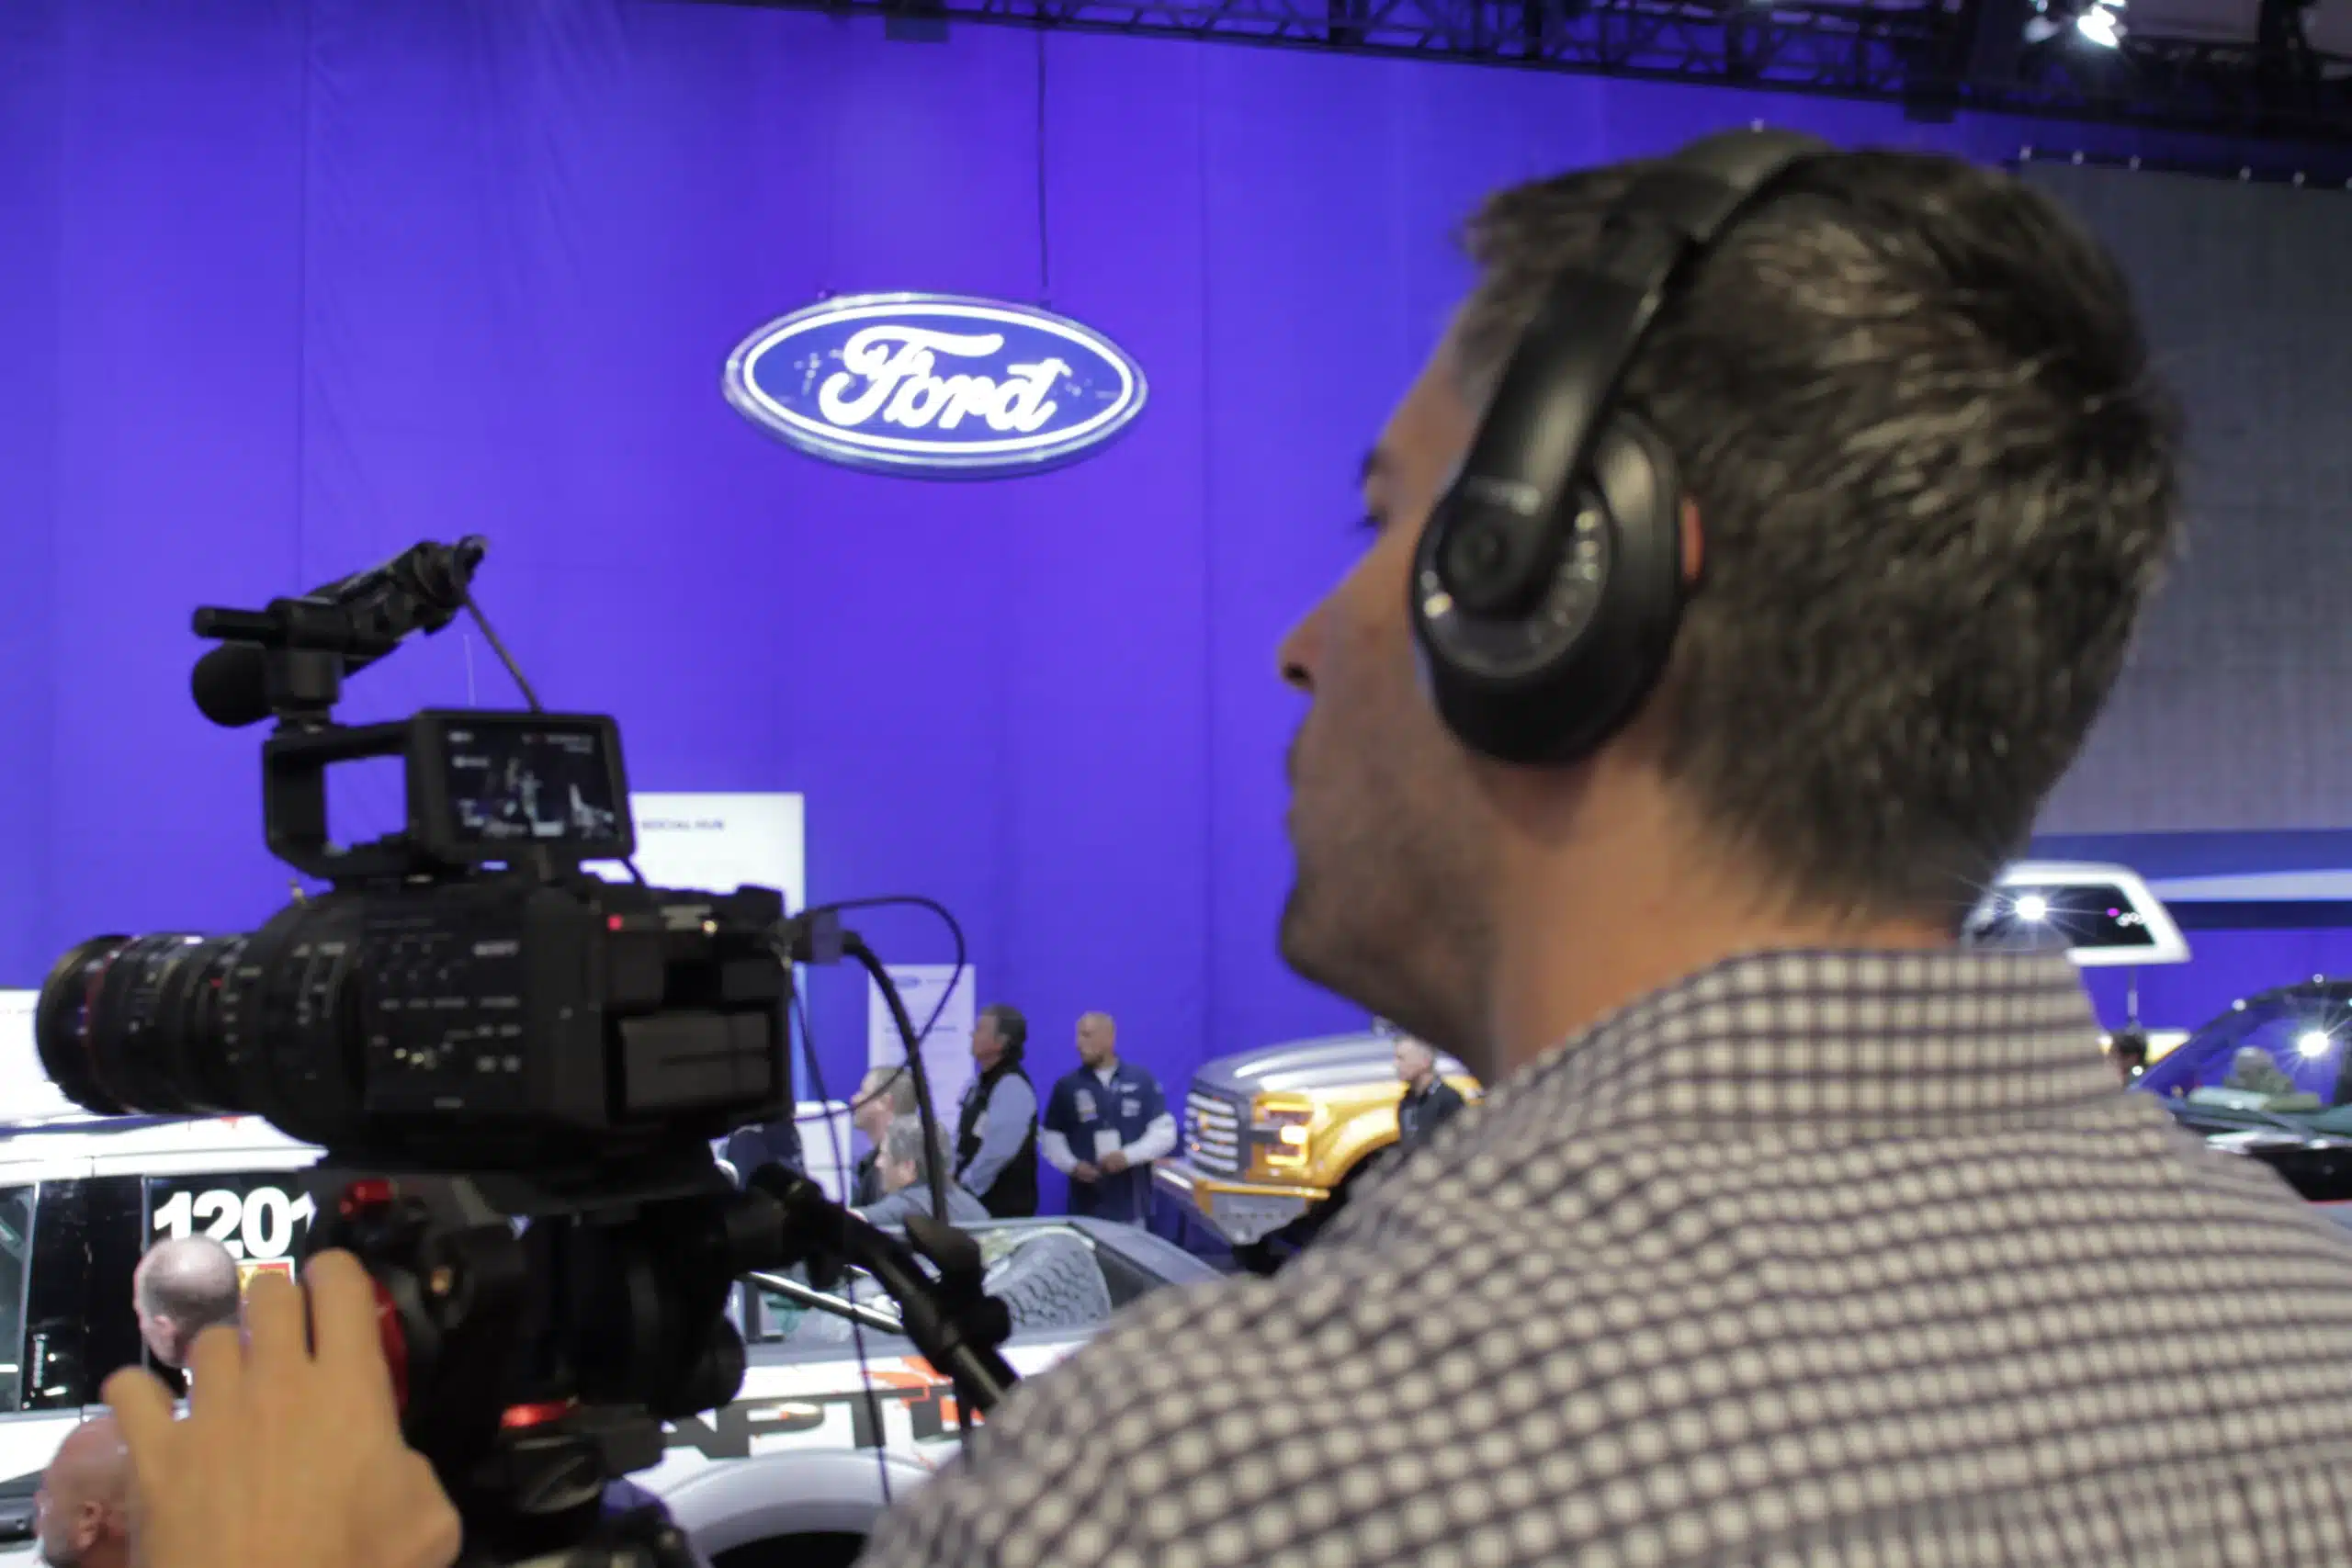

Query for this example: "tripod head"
[304,1153,1017,1568]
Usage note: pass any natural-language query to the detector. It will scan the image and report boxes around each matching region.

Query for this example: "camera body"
[39,560,793,1177]
[43,869,790,1174]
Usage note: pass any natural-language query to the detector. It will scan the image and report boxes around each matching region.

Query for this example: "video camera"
[31,542,1015,1568]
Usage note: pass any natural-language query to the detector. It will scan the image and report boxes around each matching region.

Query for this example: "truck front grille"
[1185,1087,1245,1176]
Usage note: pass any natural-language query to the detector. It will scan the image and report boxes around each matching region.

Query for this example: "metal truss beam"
[707,0,2352,141]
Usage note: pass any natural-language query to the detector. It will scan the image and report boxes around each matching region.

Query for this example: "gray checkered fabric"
[861,949,2352,1567]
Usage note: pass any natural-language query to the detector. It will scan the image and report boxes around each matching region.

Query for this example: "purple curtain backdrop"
[0,0,2335,1179]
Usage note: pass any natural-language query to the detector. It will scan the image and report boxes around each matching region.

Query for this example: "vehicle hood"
[1192,1032,1468,1097]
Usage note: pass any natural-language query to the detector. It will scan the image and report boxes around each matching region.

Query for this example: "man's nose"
[1276,609,1318,694]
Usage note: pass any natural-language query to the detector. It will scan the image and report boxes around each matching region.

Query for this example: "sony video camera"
[28,541,797,1568]
[35,541,791,1178]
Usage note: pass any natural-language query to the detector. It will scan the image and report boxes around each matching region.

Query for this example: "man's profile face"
[971,1014,1004,1071]
[36,1416,125,1568]
[1277,333,1498,1062]
[851,1077,894,1140]
[1394,1038,1434,1086]
[1076,1018,1114,1070]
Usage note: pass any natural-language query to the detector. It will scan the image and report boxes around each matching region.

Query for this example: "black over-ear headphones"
[1412,128,1837,766]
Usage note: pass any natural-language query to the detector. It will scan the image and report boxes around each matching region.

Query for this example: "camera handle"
[314,1160,1020,1568]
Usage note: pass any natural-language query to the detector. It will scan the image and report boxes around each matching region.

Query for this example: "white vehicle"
[0,1111,1216,1568]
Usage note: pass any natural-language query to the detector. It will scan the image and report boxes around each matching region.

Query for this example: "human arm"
[1102,1075,1176,1171]
[957,1073,1036,1195]
[1037,1078,1080,1175]
[1120,1112,1178,1166]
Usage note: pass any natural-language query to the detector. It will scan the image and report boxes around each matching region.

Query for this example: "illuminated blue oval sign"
[722,293,1148,477]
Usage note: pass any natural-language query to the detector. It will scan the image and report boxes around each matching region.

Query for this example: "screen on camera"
[441,717,628,852]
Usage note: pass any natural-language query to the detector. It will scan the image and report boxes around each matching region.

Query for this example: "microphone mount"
[190,601,404,731]
[191,536,489,731]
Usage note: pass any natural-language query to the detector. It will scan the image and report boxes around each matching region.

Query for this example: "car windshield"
[2137,993,2352,1134]
[744,1223,1135,1359]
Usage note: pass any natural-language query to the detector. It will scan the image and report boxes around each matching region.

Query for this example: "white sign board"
[0,989,79,1120]
[592,793,807,913]
[868,964,976,1125]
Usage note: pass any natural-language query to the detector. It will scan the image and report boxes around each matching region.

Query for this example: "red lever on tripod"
[337,1180,412,1416]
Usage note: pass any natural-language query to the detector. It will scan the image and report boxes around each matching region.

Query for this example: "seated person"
[854,1114,989,1228]
[2226,1044,2301,1100]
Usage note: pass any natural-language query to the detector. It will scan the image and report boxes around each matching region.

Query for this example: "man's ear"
[1679,497,1705,588]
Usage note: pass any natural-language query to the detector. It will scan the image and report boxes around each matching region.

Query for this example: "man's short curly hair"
[1452,148,2182,923]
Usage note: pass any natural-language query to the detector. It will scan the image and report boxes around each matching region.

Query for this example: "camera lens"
[37,933,251,1118]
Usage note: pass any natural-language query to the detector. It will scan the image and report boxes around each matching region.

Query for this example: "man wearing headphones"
[96,131,2352,1568]
[853,133,2352,1564]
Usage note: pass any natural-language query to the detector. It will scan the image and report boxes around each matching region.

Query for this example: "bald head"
[1076,1012,1117,1070]
[134,1235,241,1370]
[37,1416,131,1568]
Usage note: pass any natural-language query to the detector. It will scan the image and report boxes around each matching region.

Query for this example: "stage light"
[2076,0,2125,46]
[2014,894,2050,922]
[2300,1029,2334,1059]
[2022,0,2124,46]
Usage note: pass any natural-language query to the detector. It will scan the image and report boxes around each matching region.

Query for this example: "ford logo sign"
[723,293,1148,477]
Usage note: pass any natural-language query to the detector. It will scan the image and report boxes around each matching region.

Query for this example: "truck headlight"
[1251,1095,1315,1173]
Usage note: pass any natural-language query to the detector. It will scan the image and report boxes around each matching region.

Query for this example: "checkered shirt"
[861,949,2352,1567]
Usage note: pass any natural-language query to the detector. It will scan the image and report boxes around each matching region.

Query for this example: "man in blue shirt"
[1040,1012,1175,1225]
[953,1003,1039,1217]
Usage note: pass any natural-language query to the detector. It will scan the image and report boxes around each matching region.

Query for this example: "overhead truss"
[717,0,2352,143]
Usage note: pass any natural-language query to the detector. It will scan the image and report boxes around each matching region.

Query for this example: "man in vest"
[953,1002,1038,1217]
[1041,1012,1175,1225]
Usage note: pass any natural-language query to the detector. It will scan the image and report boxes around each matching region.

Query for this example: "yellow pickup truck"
[1153,1026,1481,1271]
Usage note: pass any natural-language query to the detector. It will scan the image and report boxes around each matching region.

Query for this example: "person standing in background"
[133,1235,242,1374]
[955,1003,1038,1218]
[1041,1012,1175,1225]
[848,1065,920,1205]
[1392,1034,1466,1149]
[2109,1026,2151,1086]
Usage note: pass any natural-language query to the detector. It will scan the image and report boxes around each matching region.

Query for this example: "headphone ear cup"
[1413,410,1690,766]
